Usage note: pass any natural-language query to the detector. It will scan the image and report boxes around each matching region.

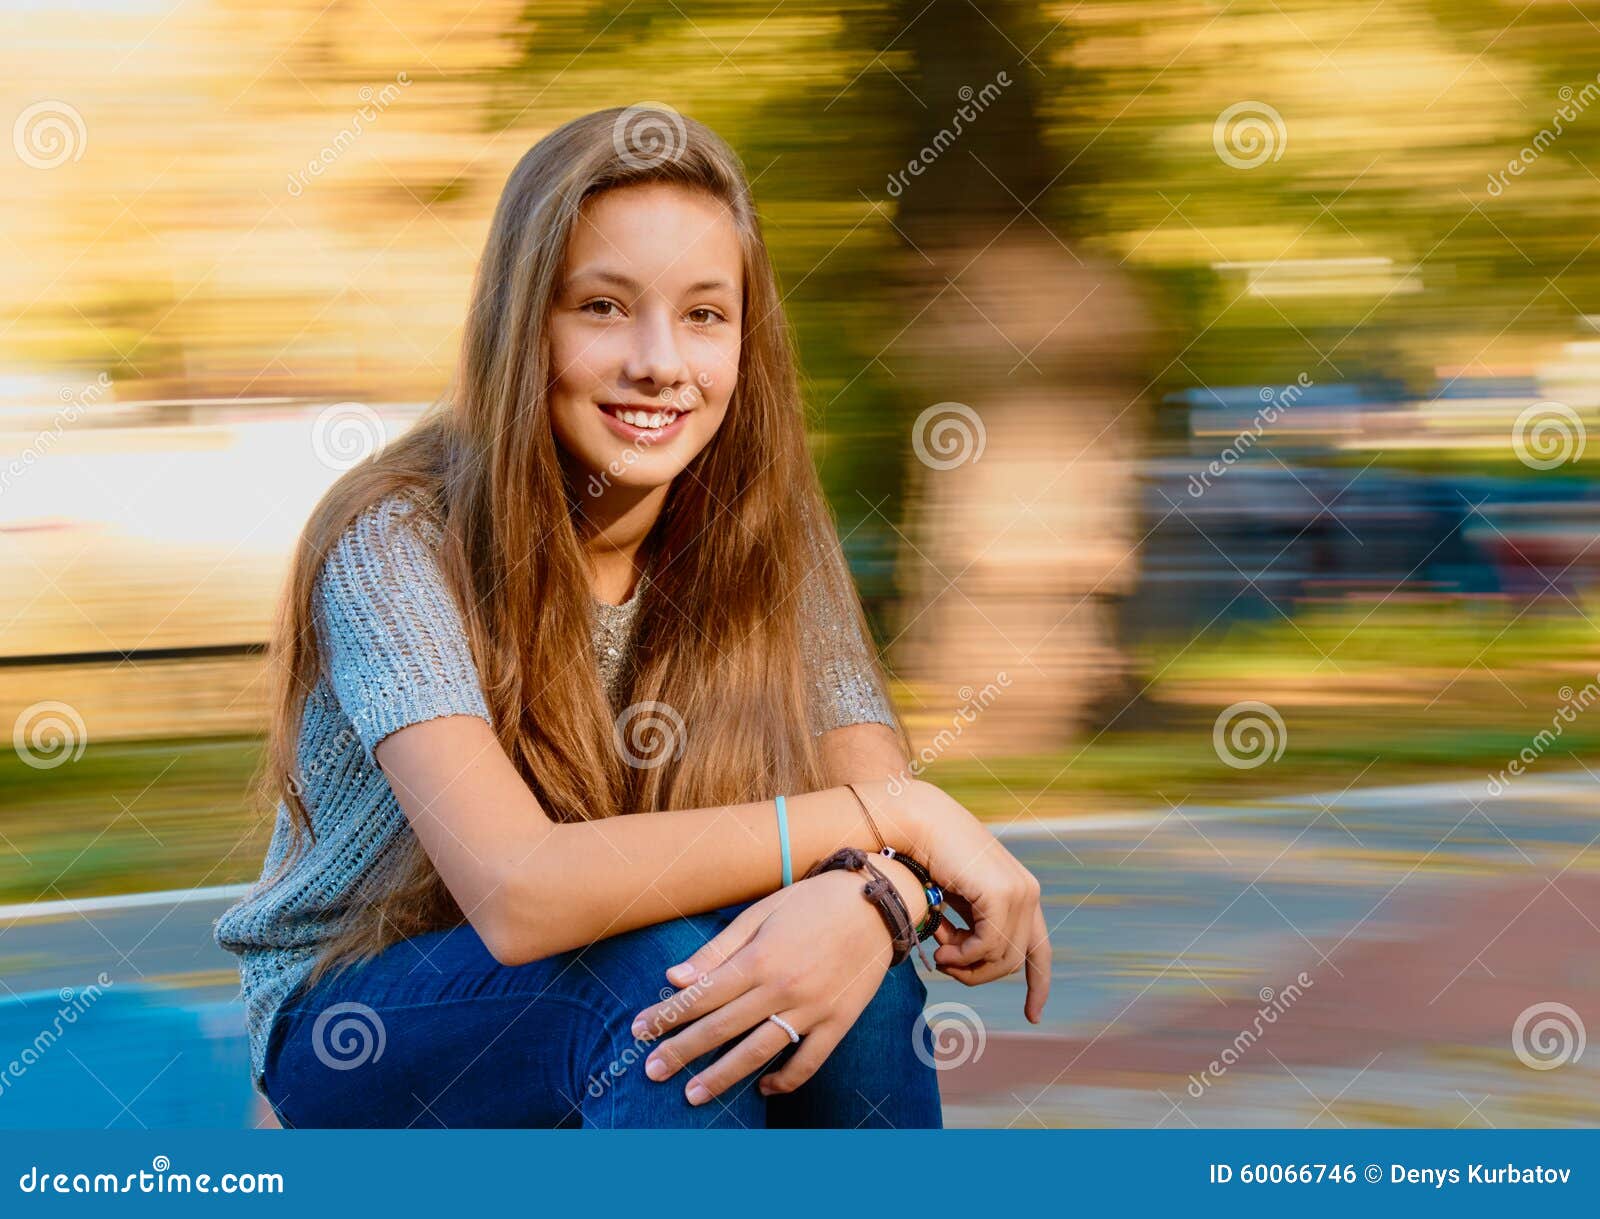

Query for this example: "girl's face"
[548,182,743,494]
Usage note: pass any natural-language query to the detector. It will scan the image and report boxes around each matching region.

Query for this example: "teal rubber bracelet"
[775,794,793,887]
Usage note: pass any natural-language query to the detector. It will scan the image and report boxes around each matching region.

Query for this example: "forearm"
[497,777,932,961]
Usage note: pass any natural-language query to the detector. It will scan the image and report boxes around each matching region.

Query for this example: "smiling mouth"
[597,402,688,431]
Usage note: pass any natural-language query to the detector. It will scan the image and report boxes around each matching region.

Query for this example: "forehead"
[564,182,742,292]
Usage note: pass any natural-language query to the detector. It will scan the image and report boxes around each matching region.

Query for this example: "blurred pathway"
[2,772,1596,1128]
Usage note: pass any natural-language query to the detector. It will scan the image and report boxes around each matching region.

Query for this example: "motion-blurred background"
[2,0,1598,1129]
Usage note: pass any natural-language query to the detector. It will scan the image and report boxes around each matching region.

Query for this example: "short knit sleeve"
[314,493,493,757]
[798,506,898,737]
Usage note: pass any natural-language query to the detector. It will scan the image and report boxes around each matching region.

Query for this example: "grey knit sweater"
[213,491,897,1095]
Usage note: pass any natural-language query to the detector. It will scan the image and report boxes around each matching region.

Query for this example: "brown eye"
[582,299,619,317]
[688,307,721,324]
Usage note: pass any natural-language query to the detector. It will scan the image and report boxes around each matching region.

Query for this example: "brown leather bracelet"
[802,846,916,967]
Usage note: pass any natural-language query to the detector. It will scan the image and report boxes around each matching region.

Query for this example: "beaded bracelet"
[802,846,916,967]
[843,782,945,943]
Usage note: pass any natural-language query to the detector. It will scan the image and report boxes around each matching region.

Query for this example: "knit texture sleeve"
[797,506,899,737]
[314,492,493,757]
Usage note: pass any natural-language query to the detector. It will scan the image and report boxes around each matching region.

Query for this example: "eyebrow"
[570,268,736,296]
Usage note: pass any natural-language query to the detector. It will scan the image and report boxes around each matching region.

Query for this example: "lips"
[596,401,691,443]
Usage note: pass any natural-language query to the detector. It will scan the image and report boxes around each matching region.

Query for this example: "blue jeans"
[262,903,943,1129]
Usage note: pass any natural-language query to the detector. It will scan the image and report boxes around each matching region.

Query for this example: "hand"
[628,858,927,1106]
[895,779,1051,1022]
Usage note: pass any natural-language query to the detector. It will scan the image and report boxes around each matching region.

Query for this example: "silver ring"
[766,1014,801,1044]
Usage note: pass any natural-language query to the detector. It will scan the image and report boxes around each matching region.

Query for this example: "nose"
[622,308,687,390]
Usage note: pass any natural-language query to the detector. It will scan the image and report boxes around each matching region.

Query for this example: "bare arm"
[374,714,934,966]
[817,720,909,787]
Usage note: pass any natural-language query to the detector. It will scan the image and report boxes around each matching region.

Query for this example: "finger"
[1023,906,1052,1024]
[681,1015,799,1105]
[663,901,768,987]
[633,950,758,1041]
[757,1021,846,1097]
[644,987,774,1080]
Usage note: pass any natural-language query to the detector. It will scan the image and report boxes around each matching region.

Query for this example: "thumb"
[665,900,768,985]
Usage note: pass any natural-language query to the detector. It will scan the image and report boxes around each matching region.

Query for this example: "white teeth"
[612,407,679,430]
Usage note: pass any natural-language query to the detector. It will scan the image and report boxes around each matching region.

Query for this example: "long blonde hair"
[261,106,910,984]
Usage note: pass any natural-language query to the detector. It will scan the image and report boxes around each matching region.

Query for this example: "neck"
[574,479,670,606]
